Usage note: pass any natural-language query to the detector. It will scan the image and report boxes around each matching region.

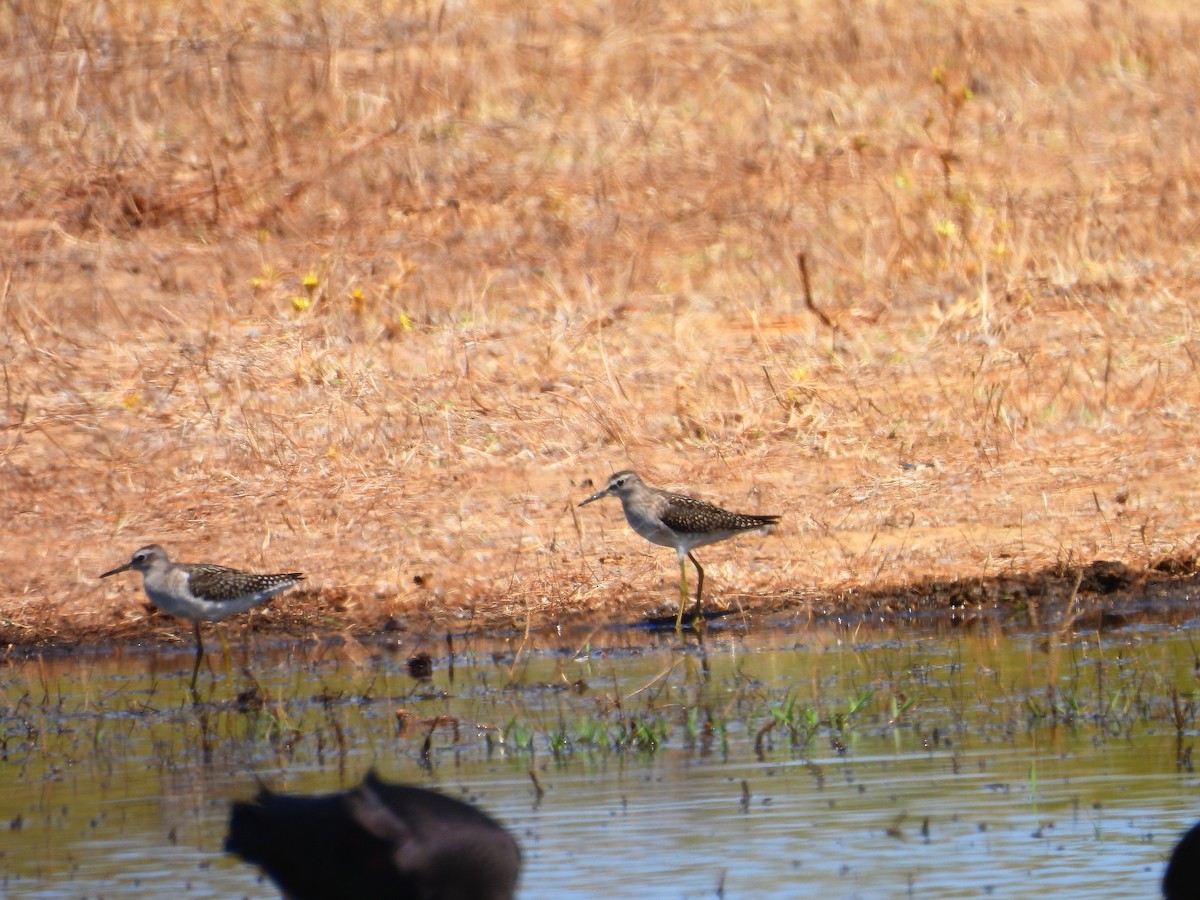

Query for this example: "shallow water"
[2,620,1198,898]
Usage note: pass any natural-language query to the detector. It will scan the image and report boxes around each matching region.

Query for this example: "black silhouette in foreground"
[1166,820,1200,900]
[226,771,521,900]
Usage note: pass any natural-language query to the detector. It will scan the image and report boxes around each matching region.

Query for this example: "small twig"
[798,252,834,330]
[761,364,790,411]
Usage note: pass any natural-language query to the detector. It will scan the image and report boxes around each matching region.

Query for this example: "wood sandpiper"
[100,544,304,690]
[578,470,780,630]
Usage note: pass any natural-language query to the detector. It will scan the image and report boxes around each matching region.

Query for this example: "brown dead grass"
[3,0,1200,648]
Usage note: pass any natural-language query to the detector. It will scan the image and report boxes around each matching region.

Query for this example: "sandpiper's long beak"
[577,487,611,507]
[99,561,133,578]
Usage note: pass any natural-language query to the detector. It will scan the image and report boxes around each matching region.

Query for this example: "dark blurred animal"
[226,771,521,900]
[1165,820,1200,900]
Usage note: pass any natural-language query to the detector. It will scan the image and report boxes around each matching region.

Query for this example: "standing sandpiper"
[100,544,304,690]
[578,471,780,630]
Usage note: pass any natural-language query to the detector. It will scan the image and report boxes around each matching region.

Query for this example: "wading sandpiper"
[100,544,304,690]
[578,470,780,629]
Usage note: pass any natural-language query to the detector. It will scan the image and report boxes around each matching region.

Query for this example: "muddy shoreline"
[6,554,1197,661]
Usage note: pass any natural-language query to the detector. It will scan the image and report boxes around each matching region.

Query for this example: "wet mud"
[4,553,1198,660]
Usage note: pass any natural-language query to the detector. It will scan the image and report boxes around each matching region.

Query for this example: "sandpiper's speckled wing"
[182,563,305,603]
[657,491,781,536]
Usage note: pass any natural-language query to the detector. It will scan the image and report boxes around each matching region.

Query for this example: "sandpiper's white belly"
[144,584,281,623]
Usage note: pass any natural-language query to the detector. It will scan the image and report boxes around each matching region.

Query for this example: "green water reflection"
[2,622,1198,898]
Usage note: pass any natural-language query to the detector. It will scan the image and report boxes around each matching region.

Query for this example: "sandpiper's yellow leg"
[676,558,689,631]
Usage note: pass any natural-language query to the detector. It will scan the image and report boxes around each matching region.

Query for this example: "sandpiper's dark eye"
[615,477,626,487]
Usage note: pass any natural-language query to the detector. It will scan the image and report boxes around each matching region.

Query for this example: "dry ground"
[3,0,1200,650]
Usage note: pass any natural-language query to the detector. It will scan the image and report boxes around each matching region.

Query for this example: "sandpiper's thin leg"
[689,551,705,608]
[685,551,708,626]
[190,623,205,691]
[675,555,689,631]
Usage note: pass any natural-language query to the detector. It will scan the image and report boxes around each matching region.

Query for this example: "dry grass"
[3,0,1200,645]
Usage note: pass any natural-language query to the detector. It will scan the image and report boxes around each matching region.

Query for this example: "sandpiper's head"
[578,470,643,507]
[100,544,170,579]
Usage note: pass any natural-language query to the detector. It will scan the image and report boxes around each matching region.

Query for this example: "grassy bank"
[2,0,1199,645]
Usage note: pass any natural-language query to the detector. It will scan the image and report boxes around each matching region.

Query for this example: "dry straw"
[2,0,1199,645]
